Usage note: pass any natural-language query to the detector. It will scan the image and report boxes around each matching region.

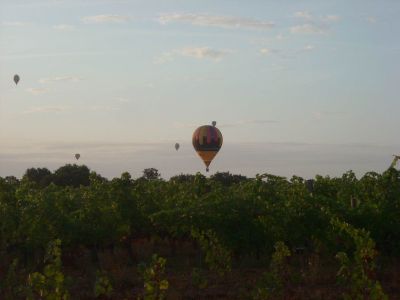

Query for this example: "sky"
[0,0,399,179]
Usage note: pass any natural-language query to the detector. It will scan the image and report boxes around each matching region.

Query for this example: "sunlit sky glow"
[1,0,399,178]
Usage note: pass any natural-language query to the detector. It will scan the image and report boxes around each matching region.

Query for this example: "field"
[1,165,400,299]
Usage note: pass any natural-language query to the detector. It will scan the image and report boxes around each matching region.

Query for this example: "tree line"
[1,165,399,299]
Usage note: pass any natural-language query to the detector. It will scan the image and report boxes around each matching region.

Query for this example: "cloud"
[173,119,277,129]
[260,45,313,59]
[259,48,281,55]
[291,11,339,34]
[53,24,75,31]
[1,21,30,27]
[322,15,340,22]
[294,11,312,20]
[276,34,286,40]
[82,15,131,24]
[158,13,274,30]
[86,106,120,112]
[290,23,327,34]
[154,47,230,64]
[312,111,345,120]
[0,51,105,60]
[21,104,120,114]
[27,87,49,95]
[303,45,315,51]
[294,11,340,23]
[260,48,271,55]
[39,76,82,84]
[220,119,278,127]
[178,47,230,60]
[22,106,69,114]
[39,141,160,152]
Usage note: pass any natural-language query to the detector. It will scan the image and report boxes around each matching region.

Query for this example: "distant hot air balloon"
[192,125,223,172]
[75,153,80,160]
[212,121,217,127]
[175,143,180,151]
[14,74,20,85]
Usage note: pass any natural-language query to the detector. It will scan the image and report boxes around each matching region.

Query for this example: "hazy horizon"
[1,139,398,179]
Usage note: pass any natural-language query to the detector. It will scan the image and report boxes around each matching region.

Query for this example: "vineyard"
[1,165,400,299]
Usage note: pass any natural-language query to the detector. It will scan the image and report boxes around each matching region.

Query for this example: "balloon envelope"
[192,125,223,171]
[75,153,80,160]
[14,74,20,85]
[175,143,180,151]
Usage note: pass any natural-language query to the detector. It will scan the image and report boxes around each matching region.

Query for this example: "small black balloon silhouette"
[14,74,20,85]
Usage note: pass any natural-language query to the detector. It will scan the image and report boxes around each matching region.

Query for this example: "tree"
[4,176,19,185]
[53,164,90,187]
[89,172,108,184]
[22,168,53,187]
[305,179,315,194]
[169,174,196,184]
[210,172,248,186]
[142,168,161,180]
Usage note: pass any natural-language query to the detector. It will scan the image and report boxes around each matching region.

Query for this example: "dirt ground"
[60,238,400,299]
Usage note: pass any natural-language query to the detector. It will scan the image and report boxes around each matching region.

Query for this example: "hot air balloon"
[175,143,180,151]
[14,74,20,85]
[212,121,217,127]
[75,153,80,160]
[192,125,223,172]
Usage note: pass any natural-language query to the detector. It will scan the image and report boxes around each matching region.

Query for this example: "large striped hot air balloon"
[192,123,223,172]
